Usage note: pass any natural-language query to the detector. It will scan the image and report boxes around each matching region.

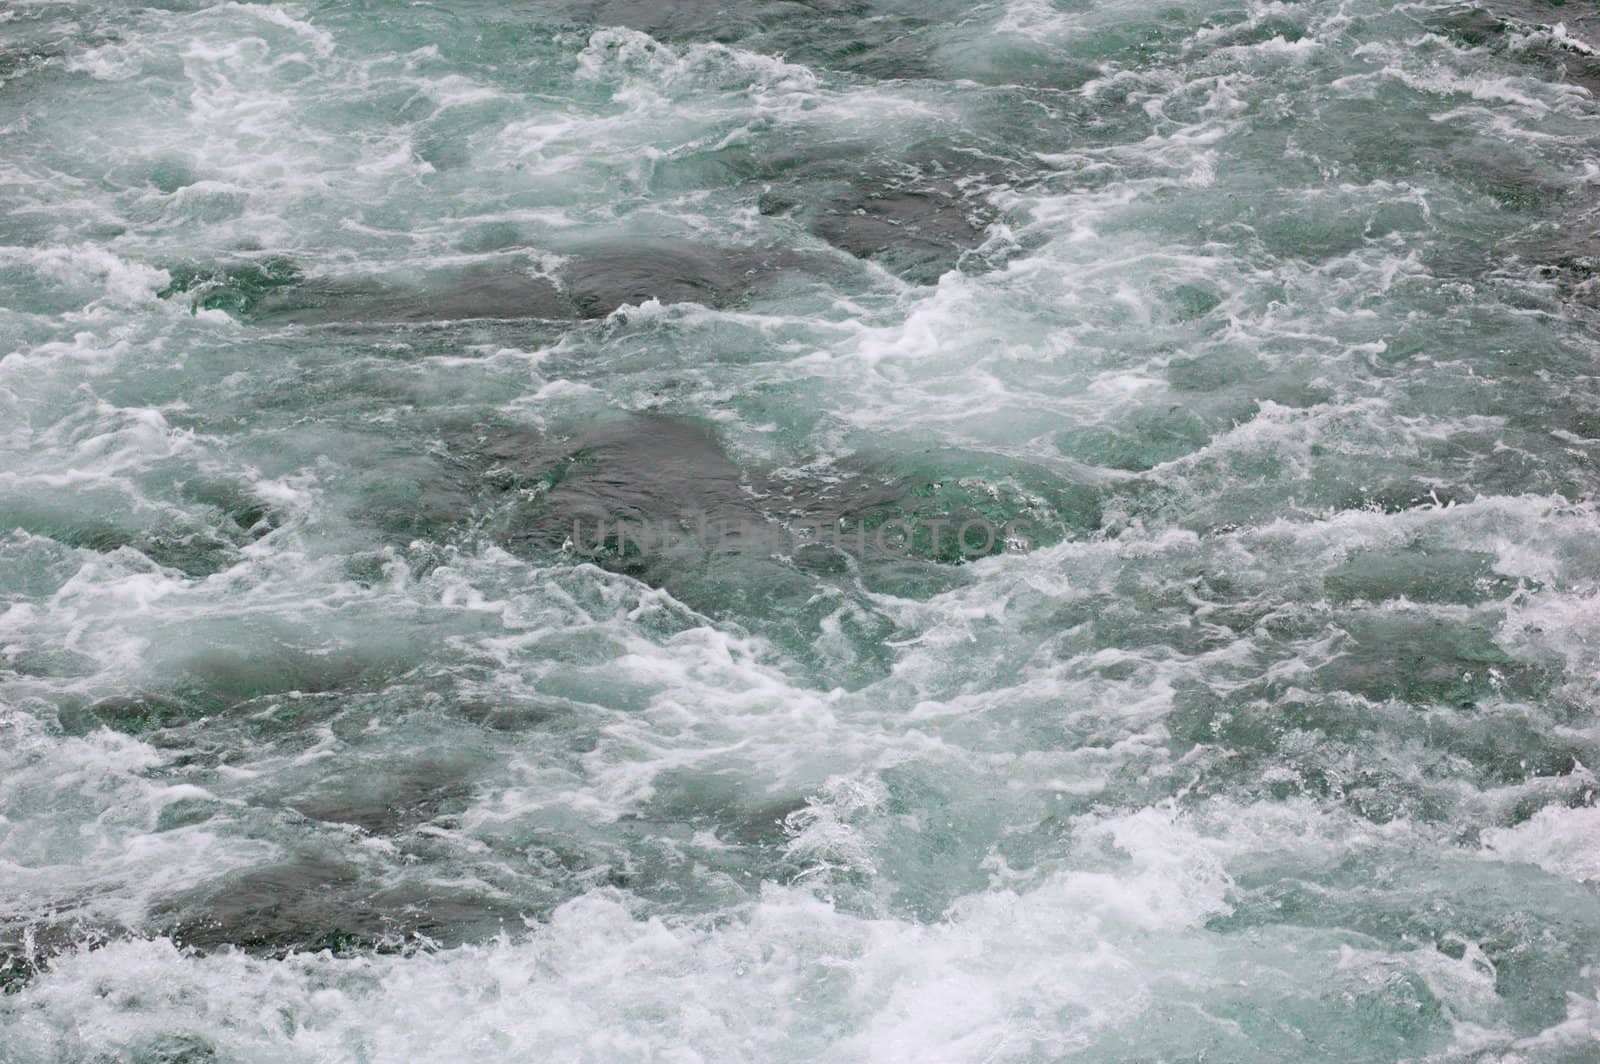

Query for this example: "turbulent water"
[5,0,1600,1060]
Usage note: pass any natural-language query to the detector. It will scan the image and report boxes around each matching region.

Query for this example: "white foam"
[1483,804,1600,883]
[0,245,170,308]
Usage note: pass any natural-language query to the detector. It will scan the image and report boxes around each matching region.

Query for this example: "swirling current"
[4,0,1600,1060]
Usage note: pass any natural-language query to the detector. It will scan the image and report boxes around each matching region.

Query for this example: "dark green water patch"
[753,147,1000,284]
[164,647,405,710]
[160,243,831,326]
[239,265,572,325]
[542,0,822,46]
[156,857,517,956]
[158,257,303,318]
[287,754,481,835]
[175,477,275,537]
[118,1033,220,1064]
[1323,544,1516,606]
[59,694,203,737]
[1055,406,1227,473]
[0,503,246,580]
[1167,680,1594,825]
[64,640,439,737]
[1310,610,1557,708]
[161,257,572,324]
[1441,2,1600,91]
[453,697,576,733]
[538,0,972,80]
[0,44,62,89]
[1421,703,1600,786]
[411,414,1100,679]
[559,241,818,318]
[1213,850,1600,1034]
[461,415,1093,570]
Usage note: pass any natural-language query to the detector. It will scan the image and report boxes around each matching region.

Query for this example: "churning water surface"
[4,0,1600,1060]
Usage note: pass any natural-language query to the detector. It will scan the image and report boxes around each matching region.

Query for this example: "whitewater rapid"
[4,0,1600,1060]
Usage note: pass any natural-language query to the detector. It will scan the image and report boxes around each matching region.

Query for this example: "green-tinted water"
[3,0,1600,1059]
